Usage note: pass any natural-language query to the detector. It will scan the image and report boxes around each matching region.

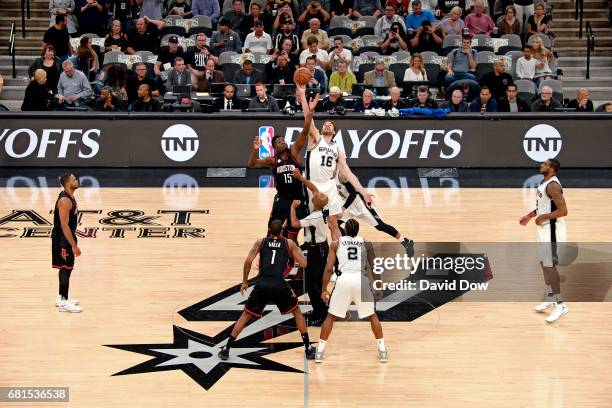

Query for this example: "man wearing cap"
[244,20,273,54]
[155,35,185,77]
[274,18,299,54]
[210,18,243,55]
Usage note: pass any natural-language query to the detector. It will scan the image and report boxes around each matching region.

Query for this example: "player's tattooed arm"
[248,136,275,168]
[241,239,262,294]
[535,182,568,225]
[321,240,339,301]
[292,169,319,194]
[288,240,307,268]
[337,151,375,206]
[58,197,81,257]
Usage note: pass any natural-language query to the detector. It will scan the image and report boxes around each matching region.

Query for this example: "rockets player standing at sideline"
[519,159,569,323]
[335,170,415,256]
[297,84,374,242]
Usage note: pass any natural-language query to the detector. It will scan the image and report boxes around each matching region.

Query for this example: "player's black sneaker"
[308,317,324,327]
[401,239,415,257]
[218,347,229,361]
[305,346,317,360]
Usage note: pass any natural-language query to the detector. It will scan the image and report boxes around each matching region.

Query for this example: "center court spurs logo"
[107,256,492,390]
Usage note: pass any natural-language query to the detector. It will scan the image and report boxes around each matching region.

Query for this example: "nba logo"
[259,126,275,159]
[259,175,275,188]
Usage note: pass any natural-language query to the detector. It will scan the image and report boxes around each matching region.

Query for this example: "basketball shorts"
[537,219,567,267]
[328,272,375,319]
[51,234,76,270]
[341,193,382,227]
[269,195,306,236]
[308,179,343,216]
[244,282,299,317]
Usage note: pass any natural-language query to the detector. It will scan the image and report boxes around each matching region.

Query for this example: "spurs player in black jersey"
[248,88,320,241]
[218,220,317,360]
[52,173,82,313]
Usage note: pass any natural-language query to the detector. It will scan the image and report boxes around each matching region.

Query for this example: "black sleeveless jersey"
[257,236,290,282]
[52,191,78,238]
[272,151,304,200]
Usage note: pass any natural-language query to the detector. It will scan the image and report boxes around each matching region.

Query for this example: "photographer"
[409,20,443,53]
[94,86,125,111]
[381,22,409,55]
[298,1,330,31]
[444,35,477,88]
[327,36,353,72]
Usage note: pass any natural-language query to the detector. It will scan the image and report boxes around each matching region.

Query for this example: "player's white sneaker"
[315,349,325,363]
[56,295,79,306]
[545,303,568,323]
[377,348,389,363]
[534,301,553,312]
[58,300,82,313]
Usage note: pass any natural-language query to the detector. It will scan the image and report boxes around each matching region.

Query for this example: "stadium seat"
[442,35,461,56]
[420,51,439,64]
[505,50,524,79]
[328,16,353,37]
[498,34,523,55]
[356,35,383,54]
[218,51,241,82]
[103,50,124,66]
[390,50,411,63]
[161,16,186,37]
[473,34,494,53]
[515,79,536,103]
[538,79,563,104]
[476,51,495,81]
[357,63,376,82]
[389,63,409,85]
[424,63,441,86]
[354,16,376,37]
[189,16,213,37]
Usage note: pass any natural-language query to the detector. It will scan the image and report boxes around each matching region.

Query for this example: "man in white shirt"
[375,4,407,39]
[300,36,329,69]
[243,20,273,54]
[516,45,537,83]
[327,36,353,72]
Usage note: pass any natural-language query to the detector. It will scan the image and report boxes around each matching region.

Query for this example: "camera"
[327,105,346,115]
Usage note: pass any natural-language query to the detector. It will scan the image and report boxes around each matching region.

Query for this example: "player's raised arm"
[58,197,80,257]
[291,86,319,157]
[287,239,307,268]
[292,168,319,194]
[321,240,339,301]
[535,182,568,226]
[337,151,375,207]
[241,238,262,294]
[248,136,276,168]
[290,200,303,228]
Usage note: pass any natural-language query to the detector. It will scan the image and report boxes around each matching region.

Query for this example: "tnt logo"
[161,124,200,162]
[523,124,562,162]
[258,126,275,159]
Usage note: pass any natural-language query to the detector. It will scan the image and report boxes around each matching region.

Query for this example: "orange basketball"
[293,67,312,86]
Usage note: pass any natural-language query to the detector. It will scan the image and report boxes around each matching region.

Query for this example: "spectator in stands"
[233,59,266,84]
[43,15,73,62]
[167,0,192,17]
[127,17,163,54]
[438,0,466,18]
[531,85,561,112]
[29,45,62,93]
[278,38,300,65]
[566,88,594,112]
[298,0,331,15]
[497,83,531,112]
[240,3,273,40]
[353,0,382,18]
[244,20,274,54]
[57,60,93,107]
[271,2,297,33]
[516,45,536,82]
[403,53,428,81]
[111,0,131,26]
[498,5,520,35]
[266,51,296,84]
[411,0,438,12]
[327,36,353,72]
[320,86,345,111]
[381,21,409,54]
[195,59,224,91]
[105,20,129,52]
[464,0,494,34]
[95,63,128,99]
[353,89,381,112]
[70,37,98,81]
[299,36,329,68]
[22,69,55,111]
[526,3,549,35]
[210,18,243,55]
[130,84,162,111]
[75,0,108,36]
[330,0,353,17]
[405,0,437,31]
[469,85,497,111]
[213,83,240,110]
[138,0,163,19]
[385,0,409,18]
[479,58,513,100]
[328,60,356,93]
[49,0,78,35]
[375,4,407,39]
[531,36,553,84]
[444,35,477,87]
[274,18,300,53]
[513,0,534,28]
[166,57,192,89]
[383,86,407,110]
[192,0,221,25]
[409,85,438,108]
[364,61,396,88]
[603,103,612,113]
[304,55,328,92]
[439,6,465,36]
[224,0,247,32]
[156,36,185,78]
[300,18,329,50]
[298,1,331,31]
[126,62,159,103]
[173,94,202,111]
[441,89,469,112]
[410,20,443,53]
[186,33,218,88]
[248,81,281,111]
[94,85,125,111]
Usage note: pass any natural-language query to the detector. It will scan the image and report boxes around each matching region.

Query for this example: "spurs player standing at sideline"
[298,87,374,241]
[315,219,388,363]
[53,173,82,313]
[520,159,569,323]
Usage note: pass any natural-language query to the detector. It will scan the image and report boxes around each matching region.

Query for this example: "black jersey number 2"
[320,155,333,167]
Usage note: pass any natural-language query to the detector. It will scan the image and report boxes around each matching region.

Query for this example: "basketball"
[293,67,312,86]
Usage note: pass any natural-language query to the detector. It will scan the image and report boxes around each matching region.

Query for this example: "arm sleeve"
[342,181,358,209]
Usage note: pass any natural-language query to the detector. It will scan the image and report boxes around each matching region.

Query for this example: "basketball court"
[1,168,611,407]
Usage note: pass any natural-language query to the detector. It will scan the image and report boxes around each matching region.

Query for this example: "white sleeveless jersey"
[306,137,340,184]
[337,236,366,275]
[536,176,562,216]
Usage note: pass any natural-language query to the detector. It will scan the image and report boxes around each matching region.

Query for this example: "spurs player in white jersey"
[297,90,374,241]
[520,159,569,323]
[315,219,388,363]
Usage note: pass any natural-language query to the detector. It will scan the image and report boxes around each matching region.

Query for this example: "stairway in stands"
[0,0,49,110]
[551,0,612,107]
